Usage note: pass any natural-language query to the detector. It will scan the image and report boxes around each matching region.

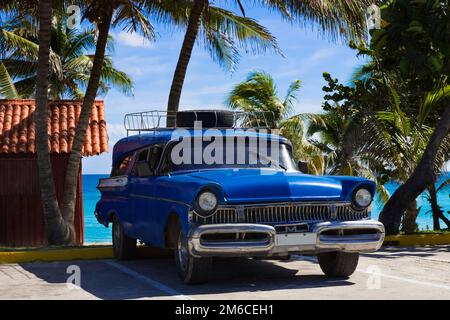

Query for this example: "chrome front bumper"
[188,220,385,258]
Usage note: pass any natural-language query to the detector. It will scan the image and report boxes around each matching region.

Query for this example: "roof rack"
[123,110,275,136]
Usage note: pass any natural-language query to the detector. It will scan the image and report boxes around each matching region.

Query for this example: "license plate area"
[275,233,316,246]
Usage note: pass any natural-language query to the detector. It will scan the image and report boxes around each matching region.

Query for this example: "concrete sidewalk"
[1,246,449,300]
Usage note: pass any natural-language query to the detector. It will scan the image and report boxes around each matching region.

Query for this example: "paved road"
[1,246,450,300]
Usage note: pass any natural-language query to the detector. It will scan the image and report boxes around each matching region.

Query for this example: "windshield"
[165,137,298,172]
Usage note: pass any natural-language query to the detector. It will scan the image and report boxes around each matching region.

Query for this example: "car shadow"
[19,255,354,299]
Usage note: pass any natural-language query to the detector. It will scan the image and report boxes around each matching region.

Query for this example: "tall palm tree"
[166,0,373,126]
[59,0,154,243]
[20,0,153,244]
[34,0,73,244]
[164,0,280,126]
[0,16,133,99]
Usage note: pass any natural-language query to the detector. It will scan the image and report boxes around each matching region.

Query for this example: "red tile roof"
[0,99,108,156]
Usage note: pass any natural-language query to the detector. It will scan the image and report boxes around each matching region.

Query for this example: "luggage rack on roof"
[123,110,275,136]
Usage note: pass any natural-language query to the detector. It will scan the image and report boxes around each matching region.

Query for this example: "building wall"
[0,154,84,247]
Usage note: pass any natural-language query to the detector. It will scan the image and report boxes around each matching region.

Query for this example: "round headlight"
[196,191,217,216]
[353,188,372,209]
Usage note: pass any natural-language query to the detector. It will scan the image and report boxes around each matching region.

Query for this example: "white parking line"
[296,255,450,291]
[104,261,193,300]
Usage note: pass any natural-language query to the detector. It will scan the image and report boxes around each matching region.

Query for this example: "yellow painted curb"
[384,233,450,246]
[0,247,114,264]
[0,246,172,264]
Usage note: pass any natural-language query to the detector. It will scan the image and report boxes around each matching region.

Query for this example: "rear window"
[111,155,133,177]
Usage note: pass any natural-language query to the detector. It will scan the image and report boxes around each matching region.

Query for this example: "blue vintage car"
[95,110,385,284]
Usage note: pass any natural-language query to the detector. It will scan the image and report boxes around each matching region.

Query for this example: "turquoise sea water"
[82,173,450,243]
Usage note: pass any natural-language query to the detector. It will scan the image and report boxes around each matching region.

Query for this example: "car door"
[129,145,163,244]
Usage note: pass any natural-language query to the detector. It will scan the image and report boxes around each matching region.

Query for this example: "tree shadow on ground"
[362,245,450,259]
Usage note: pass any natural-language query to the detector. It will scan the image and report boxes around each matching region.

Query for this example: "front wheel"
[112,215,136,260]
[174,224,211,284]
[317,251,359,278]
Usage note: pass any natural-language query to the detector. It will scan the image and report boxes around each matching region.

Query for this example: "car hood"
[187,169,343,204]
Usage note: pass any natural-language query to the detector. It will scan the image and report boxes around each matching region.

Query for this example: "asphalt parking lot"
[1,245,450,300]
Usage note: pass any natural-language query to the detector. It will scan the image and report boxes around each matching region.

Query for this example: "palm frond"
[420,84,450,125]
[283,79,302,116]
[281,0,372,42]
[0,62,18,98]
[112,1,155,40]
[205,6,280,55]
[203,29,239,72]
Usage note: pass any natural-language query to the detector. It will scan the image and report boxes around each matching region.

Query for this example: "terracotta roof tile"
[0,99,108,156]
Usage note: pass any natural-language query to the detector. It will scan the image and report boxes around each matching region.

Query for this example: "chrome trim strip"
[129,193,191,208]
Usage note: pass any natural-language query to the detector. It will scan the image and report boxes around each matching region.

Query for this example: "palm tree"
[362,88,450,233]
[59,0,154,244]
[227,71,301,126]
[0,16,133,99]
[423,177,450,230]
[166,0,373,126]
[13,0,153,244]
[164,0,280,126]
[226,71,324,172]
[306,105,391,203]
[34,0,73,244]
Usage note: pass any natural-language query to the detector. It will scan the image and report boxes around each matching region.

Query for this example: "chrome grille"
[193,202,369,225]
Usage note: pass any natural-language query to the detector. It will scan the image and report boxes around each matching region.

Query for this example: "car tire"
[317,251,359,278]
[174,223,212,284]
[112,215,136,260]
[176,110,235,128]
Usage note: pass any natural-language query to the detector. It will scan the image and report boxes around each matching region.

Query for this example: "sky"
[82,4,370,174]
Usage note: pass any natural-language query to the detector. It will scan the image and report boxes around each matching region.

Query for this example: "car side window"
[135,148,152,177]
[148,145,163,172]
[111,155,133,177]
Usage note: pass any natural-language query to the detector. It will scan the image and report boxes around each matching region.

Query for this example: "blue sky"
[83,5,368,174]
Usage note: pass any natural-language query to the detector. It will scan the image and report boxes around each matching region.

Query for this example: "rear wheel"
[174,223,212,284]
[317,252,359,278]
[112,215,136,260]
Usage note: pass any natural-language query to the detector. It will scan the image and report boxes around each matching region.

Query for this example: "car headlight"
[195,191,217,216]
[353,188,372,209]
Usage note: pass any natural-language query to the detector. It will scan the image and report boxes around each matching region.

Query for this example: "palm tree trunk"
[60,6,114,227]
[428,184,450,229]
[429,184,441,230]
[166,0,207,127]
[379,105,450,234]
[400,199,419,234]
[35,0,73,244]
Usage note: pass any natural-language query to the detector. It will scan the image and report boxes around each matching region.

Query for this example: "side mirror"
[297,161,308,173]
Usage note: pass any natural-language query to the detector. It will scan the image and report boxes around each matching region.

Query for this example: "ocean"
[82,173,450,243]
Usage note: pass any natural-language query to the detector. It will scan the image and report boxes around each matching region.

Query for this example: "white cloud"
[114,31,153,48]
[106,123,127,147]
[307,47,337,64]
